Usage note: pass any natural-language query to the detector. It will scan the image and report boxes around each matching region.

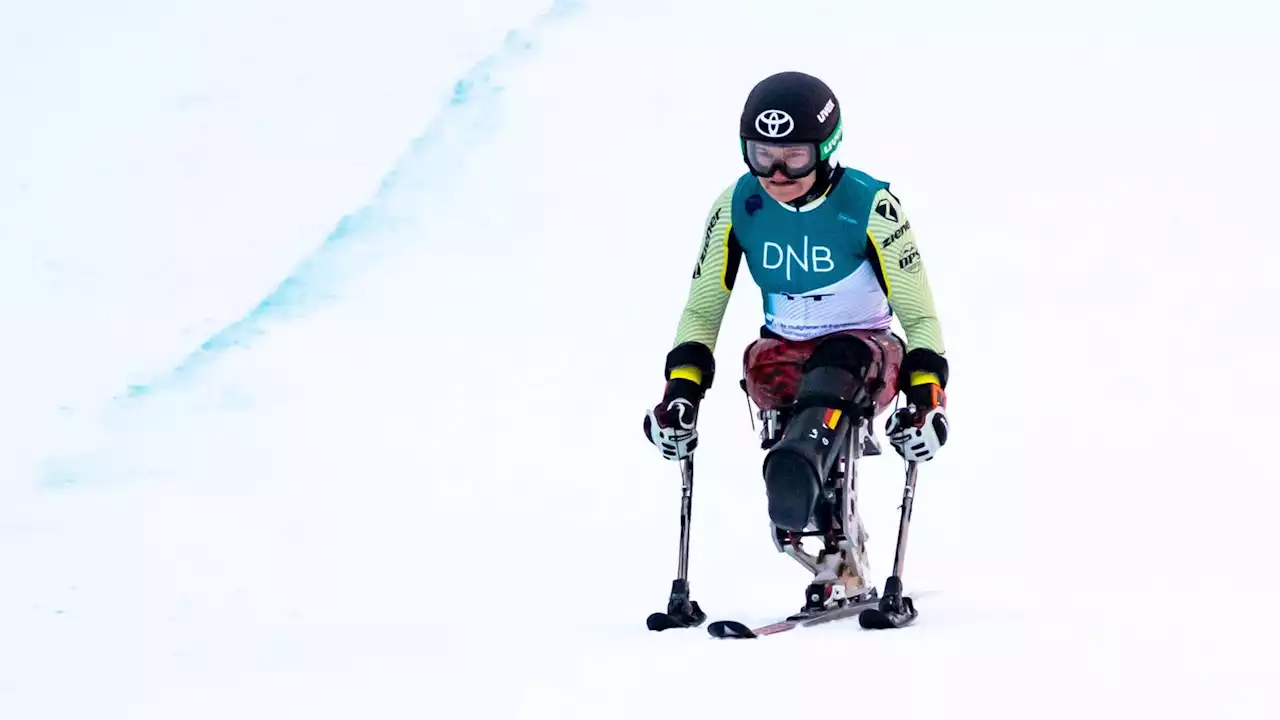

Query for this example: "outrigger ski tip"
[857,599,917,629]
[647,607,706,631]
[856,574,918,629]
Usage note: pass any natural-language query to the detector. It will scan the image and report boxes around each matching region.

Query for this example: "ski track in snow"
[3,1,1280,718]
[122,0,583,402]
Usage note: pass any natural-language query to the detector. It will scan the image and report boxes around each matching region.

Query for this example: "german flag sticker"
[823,409,842,430]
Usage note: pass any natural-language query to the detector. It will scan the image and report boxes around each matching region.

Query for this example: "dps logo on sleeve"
[898,242,921,273]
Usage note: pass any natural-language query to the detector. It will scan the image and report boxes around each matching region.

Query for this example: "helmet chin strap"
[787,159,838,208]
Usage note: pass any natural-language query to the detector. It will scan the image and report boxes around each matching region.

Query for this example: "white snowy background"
[2,0,1279,717]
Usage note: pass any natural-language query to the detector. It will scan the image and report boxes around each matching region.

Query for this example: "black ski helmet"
[739,71,843,179]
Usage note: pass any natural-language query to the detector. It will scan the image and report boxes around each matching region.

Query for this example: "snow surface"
[3,0,1280,717]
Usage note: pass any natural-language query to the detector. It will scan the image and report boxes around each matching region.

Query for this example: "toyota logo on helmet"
[755,110,794,138]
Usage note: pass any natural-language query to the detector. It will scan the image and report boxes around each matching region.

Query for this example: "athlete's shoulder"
[866,186,915,240]
[832,166,891,204]
[838,165,890,190]
[730,172,760,209]
[699,178,740,236]
[821,166,892,235]
[701,173,751,209]
[695,179,739,258]
[701,172,767,226]
[828,166,902,224]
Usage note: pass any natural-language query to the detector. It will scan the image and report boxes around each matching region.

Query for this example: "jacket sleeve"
[665,183,742,388]
[865,188,947,382]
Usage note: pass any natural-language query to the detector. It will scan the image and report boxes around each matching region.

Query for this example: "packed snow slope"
[3,0,1279,717]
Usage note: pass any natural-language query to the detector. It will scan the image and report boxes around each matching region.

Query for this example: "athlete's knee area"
[801,334,873,377]
[794,335,874,411]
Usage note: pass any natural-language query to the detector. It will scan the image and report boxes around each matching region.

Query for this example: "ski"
[708,585,934,638]
[708,595,885,639]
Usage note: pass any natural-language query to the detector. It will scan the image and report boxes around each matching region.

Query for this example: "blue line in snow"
[120,0,581,401]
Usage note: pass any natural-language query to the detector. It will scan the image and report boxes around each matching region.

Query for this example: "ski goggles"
[743,140,819,180]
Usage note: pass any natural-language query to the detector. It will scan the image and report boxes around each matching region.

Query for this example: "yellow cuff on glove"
[670,365,703,385]
[909,371,940,387]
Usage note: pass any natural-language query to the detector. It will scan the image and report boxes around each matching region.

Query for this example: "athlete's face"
[759,169,816,204]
